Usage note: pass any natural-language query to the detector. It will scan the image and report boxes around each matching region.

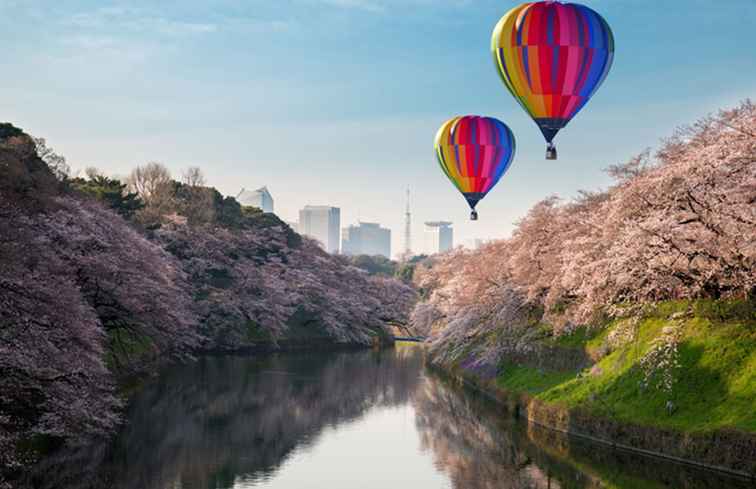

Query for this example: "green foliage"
[349,254,397,276]
[0,123,24,139]
[241,206,284,228]
[284,310,331,340]
[70,176,144,219]
[15,433,64,459]
[206,267,233,289]
[495,300,756,433]
[215,193,244,227]
[525,303,546,328]
[395,255,429,283]
[241,205,263,218]
[693,298,756,322]
[642,300,691,319]
[105,328,156,372]
[245,320,273,342]
[172,181,215,225]
[549,299,571,315]
[585,323,614,354]
[239,203,302,247]
[169,182,295,235]
[0,124,60,208]
[395,263,415,282]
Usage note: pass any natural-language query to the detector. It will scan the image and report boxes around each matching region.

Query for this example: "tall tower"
[404,188,412,257]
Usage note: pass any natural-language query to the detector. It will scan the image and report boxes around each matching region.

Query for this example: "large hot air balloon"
[491,2,614,160]
[434,115,516,221]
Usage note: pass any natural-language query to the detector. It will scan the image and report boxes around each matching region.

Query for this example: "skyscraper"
[424,221,453,254]
[341,222,391,258]
[298,206,341,253]
[237,186,274,213]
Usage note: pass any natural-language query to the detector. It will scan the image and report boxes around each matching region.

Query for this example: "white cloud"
[66,5,217,36]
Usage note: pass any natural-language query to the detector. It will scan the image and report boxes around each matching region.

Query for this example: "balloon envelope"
[491,1,614,147]
[434,116,516,217]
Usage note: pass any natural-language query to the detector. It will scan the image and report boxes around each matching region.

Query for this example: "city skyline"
[294,199,460,257]
[264,185,463,257]
[1,1,754,253]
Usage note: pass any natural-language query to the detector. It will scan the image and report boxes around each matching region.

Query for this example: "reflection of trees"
[413,374,754,489]
[526,424,755,489]
[33,348,423,489]
[30,347,752,489]
[413,375,586,489]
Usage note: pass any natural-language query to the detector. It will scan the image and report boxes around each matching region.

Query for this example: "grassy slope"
[495,300,756,433]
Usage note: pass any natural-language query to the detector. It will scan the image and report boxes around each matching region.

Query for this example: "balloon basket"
[470,210,478,221]
[546,143,557,160]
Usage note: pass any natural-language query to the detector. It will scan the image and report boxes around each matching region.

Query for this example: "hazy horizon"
[2,0,754,257]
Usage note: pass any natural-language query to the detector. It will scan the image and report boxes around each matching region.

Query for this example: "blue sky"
[1,0,754,256]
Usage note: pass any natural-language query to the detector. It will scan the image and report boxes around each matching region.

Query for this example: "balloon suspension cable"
[546,142,557,160]
[470,210,478,221]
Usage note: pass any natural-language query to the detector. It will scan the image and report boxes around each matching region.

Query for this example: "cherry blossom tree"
[414,100,755,366]
[154,222,417,349]
[1,122,417,484]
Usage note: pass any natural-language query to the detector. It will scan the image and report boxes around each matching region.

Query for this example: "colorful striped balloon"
[491,1,614,159]
[434,116,516,220]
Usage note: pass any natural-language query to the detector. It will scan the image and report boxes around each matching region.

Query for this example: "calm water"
[32,345,753,489]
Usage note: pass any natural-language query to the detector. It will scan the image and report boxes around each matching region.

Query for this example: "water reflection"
[30,346,752,489]
[413,370,753,489]
[108,348,423,489]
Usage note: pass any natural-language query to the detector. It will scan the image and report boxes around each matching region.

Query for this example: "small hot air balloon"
[491,1,614,160]
[434,115,516,221]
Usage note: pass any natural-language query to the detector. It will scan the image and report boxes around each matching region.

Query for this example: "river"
[30,344,752,489]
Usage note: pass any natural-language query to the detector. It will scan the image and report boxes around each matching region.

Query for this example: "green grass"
[495,299,756,433]
[496,363,575,395]
[549,325,603,348]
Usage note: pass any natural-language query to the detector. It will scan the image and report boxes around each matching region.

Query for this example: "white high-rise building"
[464,238,488,250]
[298,206,341,253]
[237,186,274,213]
[424,221,453,254]
[341,222,391,258]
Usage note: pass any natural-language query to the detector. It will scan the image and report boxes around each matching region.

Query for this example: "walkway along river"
[29,344,754,488]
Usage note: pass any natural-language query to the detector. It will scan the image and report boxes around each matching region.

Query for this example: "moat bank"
[426,300,756,479]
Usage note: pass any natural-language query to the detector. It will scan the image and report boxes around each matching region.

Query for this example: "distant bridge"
[386,322,427,343]
[393,336,427,343]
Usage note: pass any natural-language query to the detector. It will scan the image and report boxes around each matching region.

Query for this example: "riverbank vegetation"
[411,102,755,444]
[0,126,416,485]
[497,300,755,432]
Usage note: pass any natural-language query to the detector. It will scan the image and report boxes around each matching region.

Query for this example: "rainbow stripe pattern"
[491,1,614,143]
[434,116,516,210]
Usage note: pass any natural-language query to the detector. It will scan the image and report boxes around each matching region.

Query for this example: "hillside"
[410,102,756,473]
[154,220,414,352]
[0,126,416,485]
